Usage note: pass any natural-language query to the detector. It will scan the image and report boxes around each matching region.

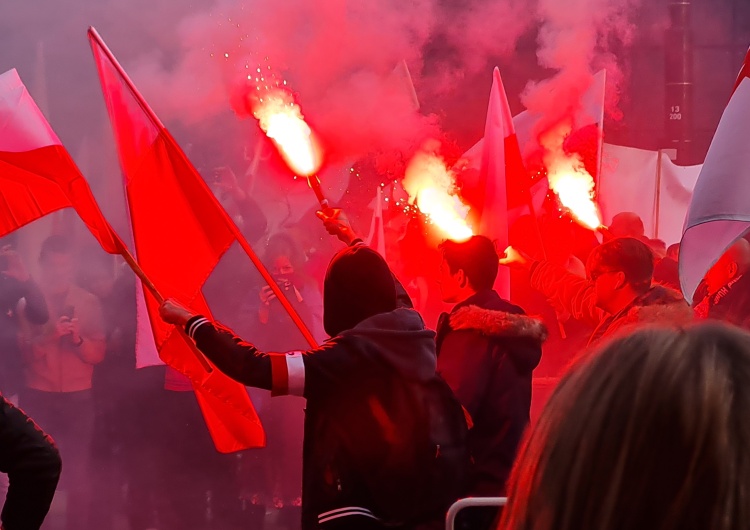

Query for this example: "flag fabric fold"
[475,67,520,298]
[365,187,387,258]
[0,68,120,253]
[680,74,750,303]
[89,28,265,452]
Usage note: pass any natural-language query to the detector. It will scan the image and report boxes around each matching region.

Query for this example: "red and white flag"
[476,68,520,298]
[0,68,120,252]
[680,53,750,303]
[89,28,266,453]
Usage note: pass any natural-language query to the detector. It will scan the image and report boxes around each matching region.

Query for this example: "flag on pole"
[470,68,526,298]
[680,66,750,303]
[461,70,607,218]
[89,28,266,452]
[0,68,120,252]
[365,187,387,258]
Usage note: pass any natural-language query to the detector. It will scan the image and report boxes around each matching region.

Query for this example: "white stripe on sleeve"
[285,351,305,396]
[187,317,210,339]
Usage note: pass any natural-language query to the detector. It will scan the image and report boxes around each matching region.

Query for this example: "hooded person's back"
[181,244,466,529]
[436,290,545,497]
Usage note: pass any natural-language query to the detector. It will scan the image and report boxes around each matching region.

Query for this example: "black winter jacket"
[435,290,544,496]
[185,307,442,529]
[0,393,61,530]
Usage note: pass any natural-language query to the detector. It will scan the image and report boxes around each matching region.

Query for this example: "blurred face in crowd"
[271,255,295,287]
[589,264,626,313]
[438,257,464,304]
[40,251,74,295]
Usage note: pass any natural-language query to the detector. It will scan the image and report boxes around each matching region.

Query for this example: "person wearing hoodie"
[434,237,544,529]
[159,236,466,530]
[0,392,62,530]
[495,237,693,347]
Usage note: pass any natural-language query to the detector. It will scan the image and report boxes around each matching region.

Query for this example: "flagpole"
[169,131,321,350]
[88,27,319,350]
[111,235,215,373]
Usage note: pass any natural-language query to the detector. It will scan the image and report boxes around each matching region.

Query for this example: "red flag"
[733,47,750,94]
[89,28,266,453]
[0,68,120,252]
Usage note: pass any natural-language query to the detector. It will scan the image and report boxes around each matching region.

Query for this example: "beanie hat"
[323,245,398,337]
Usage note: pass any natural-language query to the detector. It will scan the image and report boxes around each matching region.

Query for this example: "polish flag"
[680,53,750,303]
[0,68,120,252]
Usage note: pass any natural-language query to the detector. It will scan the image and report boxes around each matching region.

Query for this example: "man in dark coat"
[0,392,62,530]
[436,236,544,500]
[160,241,465,530]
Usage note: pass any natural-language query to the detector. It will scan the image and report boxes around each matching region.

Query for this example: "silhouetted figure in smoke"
[234,232,324,530]
[435,236,544,530]
[653,243,681,291]
[19,235,105,530]
[0,234,49,399]
[0,393,61,530]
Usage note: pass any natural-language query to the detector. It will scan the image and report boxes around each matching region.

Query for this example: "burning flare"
[542,123,602,230]
[403,148,473,241]
[253,89,320,177]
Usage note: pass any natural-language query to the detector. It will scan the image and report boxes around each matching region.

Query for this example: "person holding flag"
[160,216,468,530]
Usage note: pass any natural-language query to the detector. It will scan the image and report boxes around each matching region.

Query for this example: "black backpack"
[333,374,470,526]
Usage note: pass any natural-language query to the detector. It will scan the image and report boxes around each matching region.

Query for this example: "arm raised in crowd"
[0,394,61,530]
[501,246,605,326]
[316,208,413,309]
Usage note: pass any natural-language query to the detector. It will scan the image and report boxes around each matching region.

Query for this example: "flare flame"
[403,149,473,241]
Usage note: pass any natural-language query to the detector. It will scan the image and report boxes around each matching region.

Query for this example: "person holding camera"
[18,235,105,530]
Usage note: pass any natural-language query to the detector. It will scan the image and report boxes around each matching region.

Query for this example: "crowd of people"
[3,192,750,530]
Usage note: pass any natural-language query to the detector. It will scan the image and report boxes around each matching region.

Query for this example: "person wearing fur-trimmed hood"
[436,236,545,514]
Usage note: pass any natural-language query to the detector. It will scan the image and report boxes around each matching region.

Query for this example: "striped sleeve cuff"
[269,351,305,396]
[185,316,210,340]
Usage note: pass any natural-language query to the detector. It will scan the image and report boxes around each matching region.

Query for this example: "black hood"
[323,245,397,337]
[340,307,437,382]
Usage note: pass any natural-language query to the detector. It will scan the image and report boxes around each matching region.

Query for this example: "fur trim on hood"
[449,305,549,342]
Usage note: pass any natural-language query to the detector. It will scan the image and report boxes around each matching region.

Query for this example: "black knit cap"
[323,245,398,337]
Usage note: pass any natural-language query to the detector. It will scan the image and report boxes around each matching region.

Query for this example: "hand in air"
[498,246,532,270]
[315,208,359,245]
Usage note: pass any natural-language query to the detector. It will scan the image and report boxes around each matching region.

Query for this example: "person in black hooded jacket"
[436,237,544,500]
[0,392,61,530]
[160,234,463,530]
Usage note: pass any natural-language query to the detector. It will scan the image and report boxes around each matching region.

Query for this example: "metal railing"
[446,497,507,530]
